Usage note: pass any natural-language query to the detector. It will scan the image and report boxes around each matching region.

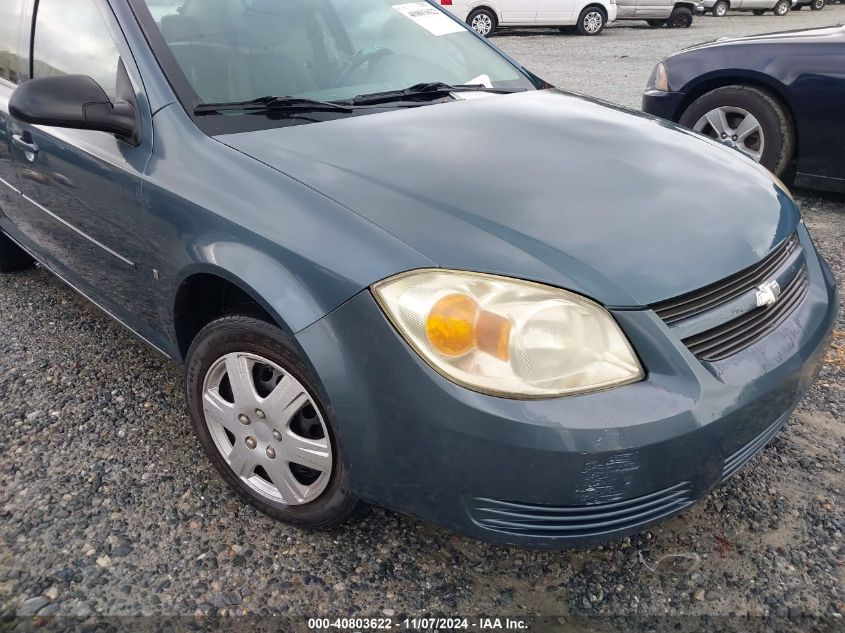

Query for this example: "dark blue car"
[643,25,845,193]
[0,0,838,547]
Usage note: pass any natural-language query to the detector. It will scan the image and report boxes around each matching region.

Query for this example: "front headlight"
[653,62,669,92]
[372,270,644,398]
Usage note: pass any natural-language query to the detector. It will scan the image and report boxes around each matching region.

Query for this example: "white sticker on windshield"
[393,2,466,36]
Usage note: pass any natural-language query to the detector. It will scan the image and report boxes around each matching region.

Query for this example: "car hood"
[217,89,798,308]
[679,24,845,53]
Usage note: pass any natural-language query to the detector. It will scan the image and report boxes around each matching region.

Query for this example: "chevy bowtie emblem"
[756,280,781,308]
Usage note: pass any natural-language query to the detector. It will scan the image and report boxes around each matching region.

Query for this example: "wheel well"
[173,273,278,360]
[469,5,498,21]
[674,2,698,10]
[582,3,609,18]
[676,77,792,125]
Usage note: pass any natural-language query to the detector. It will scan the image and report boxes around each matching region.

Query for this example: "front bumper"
[642,89,685,122]
[297,228,837,548]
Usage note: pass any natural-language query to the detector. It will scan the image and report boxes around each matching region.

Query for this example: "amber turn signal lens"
[426,294,511,361]
[426,294,478,357]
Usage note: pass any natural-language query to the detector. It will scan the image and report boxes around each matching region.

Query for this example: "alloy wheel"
[471,14,493,36]
[202,352,333,505]
[583,11,604,34]
[693,106,765,162]
[775,1,789,13]
[716,3,728,15]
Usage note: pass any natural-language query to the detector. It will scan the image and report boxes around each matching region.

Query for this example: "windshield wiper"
[194,83,519,116]
[195,96,355,116]
[343,82,519,106]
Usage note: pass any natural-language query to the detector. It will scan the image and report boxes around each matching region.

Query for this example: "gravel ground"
[2,8,844,632]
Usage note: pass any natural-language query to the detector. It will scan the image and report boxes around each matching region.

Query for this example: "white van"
[438,0,618,36]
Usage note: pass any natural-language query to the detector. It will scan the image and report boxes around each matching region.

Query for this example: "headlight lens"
[372,270,644,398]
[654,62,669,92]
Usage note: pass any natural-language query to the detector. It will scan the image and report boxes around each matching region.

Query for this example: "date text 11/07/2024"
[307,617,530,630]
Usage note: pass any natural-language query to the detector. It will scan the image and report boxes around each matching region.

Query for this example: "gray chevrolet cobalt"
[0,0,837,547]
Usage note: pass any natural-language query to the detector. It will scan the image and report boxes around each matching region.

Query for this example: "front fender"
[145,103,435,357]
[673,68,794,117]
[170,253,320,337]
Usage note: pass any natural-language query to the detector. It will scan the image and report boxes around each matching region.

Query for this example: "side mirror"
[9,73,140,145]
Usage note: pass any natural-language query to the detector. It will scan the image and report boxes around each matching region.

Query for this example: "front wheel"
[467,8,497,37]
[667,6,694,27]
[811,0,825,9]
[773,0,791,14]
[185,316,363,529]
[679,85,795,176]
[576,6,606,35]
[712,0,729,15]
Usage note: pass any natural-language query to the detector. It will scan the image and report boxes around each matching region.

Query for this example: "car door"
[615,0,637,18]
[500,0,538,23]
[792,39,845,188]
[0,0,31,245]
[635,0,669,17]
[535,0,577,22]
[8,0,162,340]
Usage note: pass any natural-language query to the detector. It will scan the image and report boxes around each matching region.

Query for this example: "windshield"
[140,0,535,106]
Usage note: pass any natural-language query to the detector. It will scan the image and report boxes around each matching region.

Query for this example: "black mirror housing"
[9,74,140,145]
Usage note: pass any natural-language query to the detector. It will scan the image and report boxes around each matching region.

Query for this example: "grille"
[465,482,694,539]
[653,234,800,325]
[683,266,809,362]
[651,233,810,362]
[722,412,790,482]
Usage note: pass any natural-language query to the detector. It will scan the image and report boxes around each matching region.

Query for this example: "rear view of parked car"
[704,0,796,15]
[643,25,845,193]
[439,0,617,36]
[615,0,699,27]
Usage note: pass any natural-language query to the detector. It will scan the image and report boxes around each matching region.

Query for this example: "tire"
[811,0,825,9]
[753,8,767,13]
[773,0,791,13]
[185,315,363,529]
[712,0,729,15]
[0,231,35,273]
[679,85,795,176]
[467,8,497,37]
[576,6,607,35]
[667,6,694,27]
[647,19,667,26]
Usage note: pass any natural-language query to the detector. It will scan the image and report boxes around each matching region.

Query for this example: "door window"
[33,0,121,100]
[0,0,26,84]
